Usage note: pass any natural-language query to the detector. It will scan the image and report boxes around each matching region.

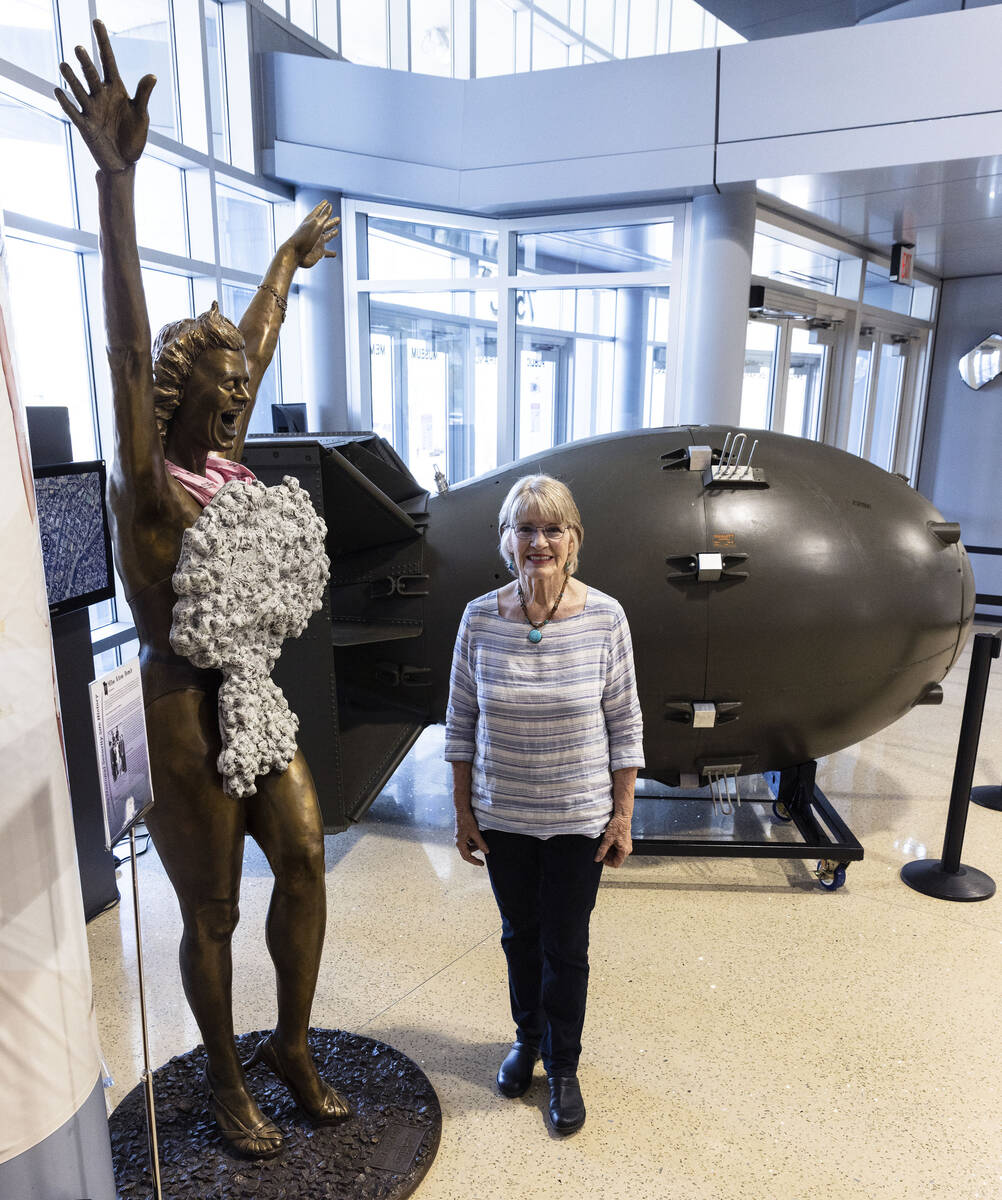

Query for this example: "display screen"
[272,402,308,433]
[33,459,115,617]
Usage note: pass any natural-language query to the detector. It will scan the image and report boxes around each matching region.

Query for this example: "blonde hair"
[498,474,583,576]
[151,301,246,442]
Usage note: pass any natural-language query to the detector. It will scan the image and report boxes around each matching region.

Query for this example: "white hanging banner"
[0,220,102,1163]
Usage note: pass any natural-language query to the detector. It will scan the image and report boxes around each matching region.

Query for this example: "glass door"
[741,318,781,429]
[867,338,909,472]
[740,317,831,439]
[846,332,875,457]
[369,311,489,491]
[845,329,913,472]
[779,324,828,440]
[517,336,569,458]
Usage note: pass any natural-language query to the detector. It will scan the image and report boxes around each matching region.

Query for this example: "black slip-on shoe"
[547,1073,585,1134]
[496,1042,539,1097]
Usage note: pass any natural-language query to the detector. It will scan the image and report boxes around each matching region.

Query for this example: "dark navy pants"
[483,828,604,1077]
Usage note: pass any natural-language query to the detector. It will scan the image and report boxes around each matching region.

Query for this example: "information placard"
[89,657,154,849]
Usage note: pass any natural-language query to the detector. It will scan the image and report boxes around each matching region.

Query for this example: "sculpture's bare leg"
[143,688,272,1133]
[248,754,348,1117]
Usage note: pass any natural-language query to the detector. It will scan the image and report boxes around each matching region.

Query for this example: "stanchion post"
[130,826,163,1200]
[900,630,1000,902]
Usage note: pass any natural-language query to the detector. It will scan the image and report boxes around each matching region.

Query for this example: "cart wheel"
[815,860,847,891]
[772,801,792,822]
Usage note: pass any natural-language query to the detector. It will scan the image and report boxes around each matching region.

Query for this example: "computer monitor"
[33,459,116,617]
[271,402,308,434]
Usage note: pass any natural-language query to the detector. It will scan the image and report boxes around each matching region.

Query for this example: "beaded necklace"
[516,575,569,644]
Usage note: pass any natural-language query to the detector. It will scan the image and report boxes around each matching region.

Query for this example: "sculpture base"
[109,1029,441,1200]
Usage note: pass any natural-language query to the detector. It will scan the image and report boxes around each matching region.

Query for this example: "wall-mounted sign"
[890,242,915,285]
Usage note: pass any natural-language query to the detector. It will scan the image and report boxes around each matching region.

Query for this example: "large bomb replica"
[244,426,974,835]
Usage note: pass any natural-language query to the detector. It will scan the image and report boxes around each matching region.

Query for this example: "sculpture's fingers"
[53,86,87,132]
[133,73,157,113]
[93,19,122,83]
[73,44,102,93]
[58,61,90,109]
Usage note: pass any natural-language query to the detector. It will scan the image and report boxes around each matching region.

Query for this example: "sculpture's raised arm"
[226,202,340,461]
[54,19,164,498]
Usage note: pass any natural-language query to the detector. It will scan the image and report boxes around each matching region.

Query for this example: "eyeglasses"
[509,524,567,541]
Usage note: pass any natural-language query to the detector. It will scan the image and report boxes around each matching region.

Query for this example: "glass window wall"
[517,222,672,275]
[216,183,275,276]
[6,238,98,461]
[341,0,389,68]
[142,268,194,341]
[752,224,848,296]
[366,216,498,281]
[205,1,229,161]
[135,155,189,256]
[862,263,937,321]
[284,1,742,75]
[101,0,178,142]
[0,96,75,226]
[411,0,453,76]
[349,203,678,487]
[1,0,59,85]
[220,283,282,436]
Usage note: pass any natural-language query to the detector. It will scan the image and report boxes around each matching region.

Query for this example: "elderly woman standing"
[445,474,644,1134]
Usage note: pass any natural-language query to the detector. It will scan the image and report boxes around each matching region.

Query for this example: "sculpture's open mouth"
[220,409,242,437]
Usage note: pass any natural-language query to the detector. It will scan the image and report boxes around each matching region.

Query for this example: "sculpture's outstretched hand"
[54,19,156,173]
[289,201,341,269]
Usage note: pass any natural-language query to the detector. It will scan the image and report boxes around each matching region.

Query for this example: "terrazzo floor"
[86,624,1002,1200]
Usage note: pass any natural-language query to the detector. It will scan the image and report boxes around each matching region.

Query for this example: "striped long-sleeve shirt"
[444,587,645,839]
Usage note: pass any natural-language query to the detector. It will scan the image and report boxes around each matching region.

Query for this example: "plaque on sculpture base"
[109,1029,441,1199]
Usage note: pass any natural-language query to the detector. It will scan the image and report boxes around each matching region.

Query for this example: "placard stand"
[88,658,160,1197]
[129,825,162,1200]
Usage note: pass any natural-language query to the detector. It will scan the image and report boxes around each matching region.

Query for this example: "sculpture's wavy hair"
[498,473,584,576]
[152,301,246,441]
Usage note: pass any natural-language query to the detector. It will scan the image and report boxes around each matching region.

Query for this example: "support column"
[296,187,350,432]
[611,227,648,431]
[679,190,756,428]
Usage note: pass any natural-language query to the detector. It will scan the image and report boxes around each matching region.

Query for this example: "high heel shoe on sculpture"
[204,1068,283,1159]
[245,1034,350,1123]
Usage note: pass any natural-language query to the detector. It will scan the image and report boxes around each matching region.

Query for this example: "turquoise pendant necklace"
[517,576,568,644]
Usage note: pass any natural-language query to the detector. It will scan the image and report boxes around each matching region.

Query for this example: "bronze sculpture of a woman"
[56,20,342,1159]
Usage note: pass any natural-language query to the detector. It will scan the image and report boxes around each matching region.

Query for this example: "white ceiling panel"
[758,156,1002,277]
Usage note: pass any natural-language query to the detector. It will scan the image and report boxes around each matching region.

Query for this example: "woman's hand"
[54,19,156,174]
[595,813,633,868]
[287,201,341,269]
[455,808,489,867]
